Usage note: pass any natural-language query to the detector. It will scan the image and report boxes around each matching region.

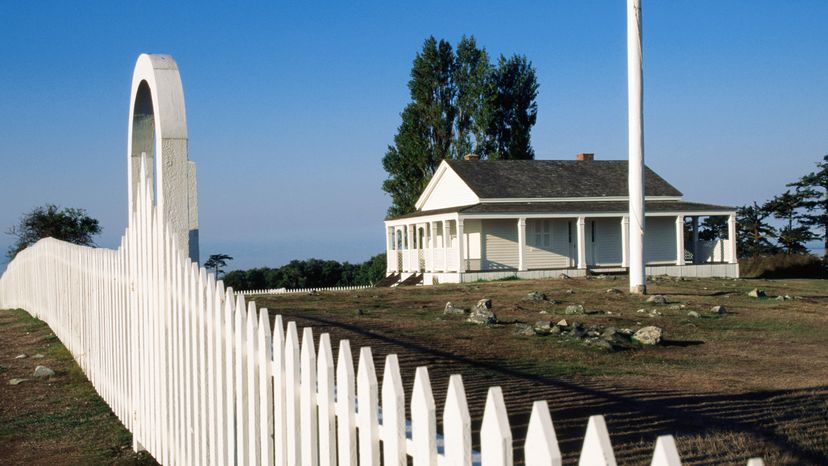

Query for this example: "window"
[532,220,553,248]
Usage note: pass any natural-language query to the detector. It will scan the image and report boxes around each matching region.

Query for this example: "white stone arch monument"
[127,54,199,261]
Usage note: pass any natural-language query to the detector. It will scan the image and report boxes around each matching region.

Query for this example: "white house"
[382,154,738,285]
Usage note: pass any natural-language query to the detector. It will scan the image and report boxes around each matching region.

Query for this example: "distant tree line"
[735,155,827,258]
[382,35,539,217]
[223,253,387,291]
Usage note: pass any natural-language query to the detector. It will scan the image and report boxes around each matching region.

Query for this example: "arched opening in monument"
[131,80,157,208]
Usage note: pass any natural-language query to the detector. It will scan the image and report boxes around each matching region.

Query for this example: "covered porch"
[384,202,739,284]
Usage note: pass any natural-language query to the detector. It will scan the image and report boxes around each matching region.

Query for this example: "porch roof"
[388,200,735,220]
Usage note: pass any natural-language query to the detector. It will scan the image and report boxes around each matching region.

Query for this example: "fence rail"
[237,285,372,297]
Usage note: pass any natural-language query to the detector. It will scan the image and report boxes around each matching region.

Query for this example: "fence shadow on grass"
[280,311,828,465]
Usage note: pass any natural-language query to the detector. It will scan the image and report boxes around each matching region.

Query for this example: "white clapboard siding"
[0,152,766,466]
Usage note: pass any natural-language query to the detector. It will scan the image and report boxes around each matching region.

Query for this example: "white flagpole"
[628,0,646,294]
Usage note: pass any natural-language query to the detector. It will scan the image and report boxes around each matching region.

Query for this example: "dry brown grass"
[255,276,828,465]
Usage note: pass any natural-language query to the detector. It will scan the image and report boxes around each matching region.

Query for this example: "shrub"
[739,254,826,279]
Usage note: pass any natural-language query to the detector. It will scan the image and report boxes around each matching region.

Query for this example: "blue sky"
[1,1,826,270]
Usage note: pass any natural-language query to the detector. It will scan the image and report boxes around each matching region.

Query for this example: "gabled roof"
[444,159,683,199]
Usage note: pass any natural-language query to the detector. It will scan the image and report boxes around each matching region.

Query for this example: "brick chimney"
[463,154,480,161]
[576,153,594,161]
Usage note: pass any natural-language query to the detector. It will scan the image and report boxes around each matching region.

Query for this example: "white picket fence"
[0,158,766,466]
[237,285,372,297]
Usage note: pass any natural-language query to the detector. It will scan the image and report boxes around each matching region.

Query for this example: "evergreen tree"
[736,202,779,256]
[788,155,828,257]
[488,54,539,160]
[766,190,815,254]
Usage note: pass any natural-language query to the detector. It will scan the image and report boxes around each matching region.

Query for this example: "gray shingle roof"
[390,200,735,220]
[445,159,683,198]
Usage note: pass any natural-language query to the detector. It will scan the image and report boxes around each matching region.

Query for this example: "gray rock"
[514,323,536,336]
[467,299,496,325]
[646,295,668,305]
[619,328,634,336]
[586,330,601,338]
[559,273,571,280]
[601,327,618,339]
[475,298,493,310]
[355,309,366,316]
[549,326,561,334]
[525,291,547,302]
[588,339,614,350]
[668,304,685,310]
[9,378,28,385]
[747,289,766,298]
[534,321,552,333]
[648,309,662,317]
[556,319,568,328]
[584,309,605,315]
[32,354,45,359]
[687,311,701,318]
[33,366,55,378]
[711,305,727,315]
[565,289,575,294]
[632,326,663,345]
[14,354,26,359]
[539,310,549,315]
[636,308,646,313]
[444,302,465,315]
[564,304,584,315]
[606,288,622,294]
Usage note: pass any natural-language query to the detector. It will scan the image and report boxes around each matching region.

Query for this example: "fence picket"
[650,435,681,466]
[357,347,379,466]
[273,314,287,466]
[247,302,262,465]
[524,401,561,466]
[480,387,511,466]
[443,374,471,466]
[336,340,357,466]
[300,327,319,466]
[317,334,337,466]
[285,322,301,466]
[412,366,437,466]
[578,416,616,466]
[381,354,406,466]
[259,308,275,466]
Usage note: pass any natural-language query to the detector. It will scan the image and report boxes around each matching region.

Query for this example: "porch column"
[621,216,630,268]
[676,215,685,266]
[429,221,437,273]
[728,214,738,264]
[691,217,700,264]
[407,223,414,272]
[576,216,587,270]
[456,219,466,272]
[385,226,394,272]
[442,220,449,273]
[517,217,527,271]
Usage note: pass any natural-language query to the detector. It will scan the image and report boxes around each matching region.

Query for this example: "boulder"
[632,326,663,345]
[556,319,568,328]
[443,302,465,315]
[549,326,561,334]
[747,289,766,298]
[475,298,493,310]
[646,295,668,305]
[564,304,585,315]
[687,311,701,318]
[711,305,727,315]
[525,291,547,302]
[33,366,55,378]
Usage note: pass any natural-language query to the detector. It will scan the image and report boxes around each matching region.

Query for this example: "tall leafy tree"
[382,36,540,217]
[453,36,493,158]
[6,204,101,260]
[766,190,815,254]
[736,202,779,256]
[788,154,828,257]
[204,253,233,278]
[488,54,539,160]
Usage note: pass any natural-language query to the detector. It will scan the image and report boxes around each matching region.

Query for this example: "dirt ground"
[0,309,158,465]
[255,276,828,465]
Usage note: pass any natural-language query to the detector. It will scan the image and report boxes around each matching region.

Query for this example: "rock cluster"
[516,319,661,351]
[467,299,497,325]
